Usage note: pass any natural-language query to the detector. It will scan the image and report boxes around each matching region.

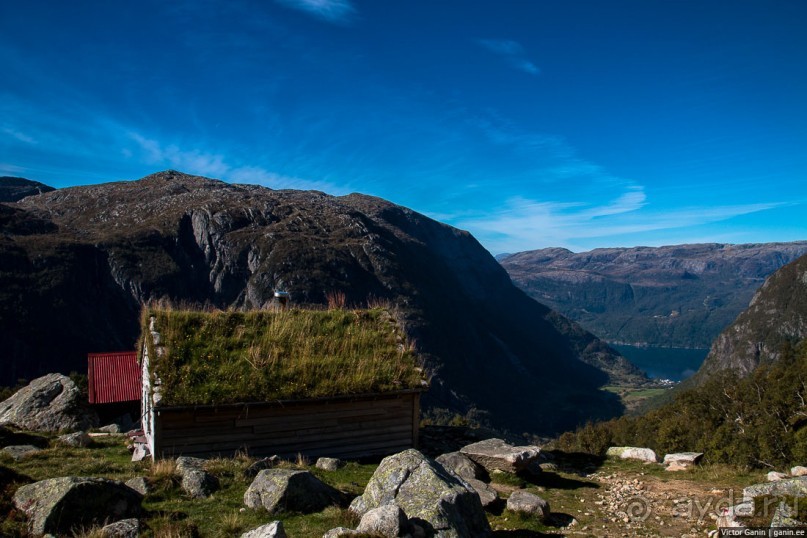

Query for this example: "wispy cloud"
[274,0,356,24]
[2,126,36,144]
[454,194,787,254]
[478,39,539,75]
[128,133,349,193]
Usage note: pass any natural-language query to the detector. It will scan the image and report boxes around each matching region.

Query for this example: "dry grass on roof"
[140,307,424,406]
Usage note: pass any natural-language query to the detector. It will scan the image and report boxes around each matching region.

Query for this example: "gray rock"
[459,438,540,473]
[316,457,345,471]
[100,518,140,538]
[357,504,409,536]
[606,446,658,463]
[244,455,280,478]
[2,444,41,460]
[241,520,288,538]
[792,466,807,477]
[244,469,342,514]
[176,456,207,472]
[743,476,807,502]
[181,468,219,498]
[0,374,98,432]
[350,448,491,537]
[125,476,150,496]
[12,476,142,535]
[436,451,485,480]
[98,423,122,434]
[662,452,703,466]
[768,471,789,482]
[465,478,498,508]
[322,528,362,538]
[506,490,549,520]
[57,431,92,448]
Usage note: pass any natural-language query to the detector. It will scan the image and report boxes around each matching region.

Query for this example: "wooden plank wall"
[153,392,419,460]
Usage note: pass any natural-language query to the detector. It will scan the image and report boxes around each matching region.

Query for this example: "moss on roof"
[140,307,424,407]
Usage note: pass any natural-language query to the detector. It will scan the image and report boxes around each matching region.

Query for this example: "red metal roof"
[88,352,141,404]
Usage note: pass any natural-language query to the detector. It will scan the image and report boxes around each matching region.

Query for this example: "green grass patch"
[143,307,424,406]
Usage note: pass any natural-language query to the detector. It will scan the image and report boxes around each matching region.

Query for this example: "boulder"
[792,466,807,477]
[322,528,362,538]
[57,431,92,448]
[100,518,140,538]
[316,457,345,471]
[244,455,280,478]
[357,504,409,536]
[606,446,658,463]
[465,478,498,508]
[0,425,48,448]
[125,476,150,496]
[436,451,485,481]
[743,477,807,502]
[12,476,142,535]
[768,471,789,482]
[98,423,122,434]
[350,448,491,537]
[244,469,342,514]
[459,438,540,473]
[663,452,703,467]
[2,444,42,460]
[241,520,288,538]
[506,490,549,520]
[0,374,98,432]
[175,456,219,498]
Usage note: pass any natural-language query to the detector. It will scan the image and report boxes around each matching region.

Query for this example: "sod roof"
[140,308,424,407]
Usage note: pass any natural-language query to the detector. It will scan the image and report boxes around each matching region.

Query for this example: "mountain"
[0,170,646,435]
[0,176,55,202]
[694,252,807,379]
[499,243,807,349]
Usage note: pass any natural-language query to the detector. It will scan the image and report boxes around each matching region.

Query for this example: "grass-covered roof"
[140,307,424,407]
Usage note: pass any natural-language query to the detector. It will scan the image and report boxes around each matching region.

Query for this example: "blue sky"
[1,1,805,254]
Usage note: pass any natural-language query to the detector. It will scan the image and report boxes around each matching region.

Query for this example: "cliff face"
[694,253,807,380]
[0,171,643,434]
[500,243,807,349]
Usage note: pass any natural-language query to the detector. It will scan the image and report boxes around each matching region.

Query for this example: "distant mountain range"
[499,243,807,350]
[0,171,647,436]
[0,176,54,202]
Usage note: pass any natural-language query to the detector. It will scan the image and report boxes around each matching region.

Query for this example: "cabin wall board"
[152,391,420,459]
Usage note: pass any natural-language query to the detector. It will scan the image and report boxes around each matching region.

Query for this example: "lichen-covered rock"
[244,469,342,514]
[174,456,219,498]
[606,446,658,463]
[743,476,807,502]
[316,457,345,471]
[322,528,361,538]
[506,490,549,520]
[459,438,540,473]
[662,452,702,466]
[0,374,98,432]
[100,518,140,538]
[771,501,805,528]
[357,504,409,536]
[241,520,287,538]
[12,476,142,535]
[436,451,485,481]
[350,448,491,537]
[768,471,789,482]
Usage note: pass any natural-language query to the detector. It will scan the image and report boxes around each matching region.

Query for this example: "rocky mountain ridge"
[694,252,807,380]
[500,242,807,349]
[0,171,645,435]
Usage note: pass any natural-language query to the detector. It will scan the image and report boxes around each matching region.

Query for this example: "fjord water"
[611,344,709,381]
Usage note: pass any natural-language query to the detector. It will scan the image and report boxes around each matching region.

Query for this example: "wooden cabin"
[140,308,425,460]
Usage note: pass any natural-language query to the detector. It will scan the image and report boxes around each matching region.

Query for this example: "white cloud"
[275,0,355,24]
[2,126,36,144]
[478,39,540,75]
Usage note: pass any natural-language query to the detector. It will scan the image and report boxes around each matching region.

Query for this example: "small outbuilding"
[139,307,425,460]
[87,351,141,424]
